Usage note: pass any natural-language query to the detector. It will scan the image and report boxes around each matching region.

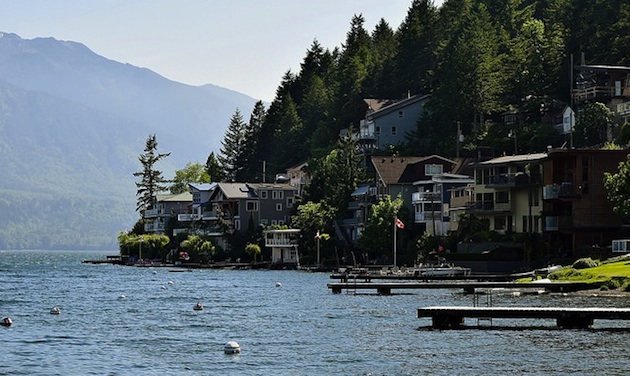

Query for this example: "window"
[375,126,381,135]
[276,203,283,211]
[260,190,268,199]
[494,216,506,230]
[495,191,509,204]
[287,197,294,208]
[272,190,284,200]
[425,164,443,176]
[391,126,397,135]
[234,219,241,231]
[246,201,258,212]
[398,110,404,118]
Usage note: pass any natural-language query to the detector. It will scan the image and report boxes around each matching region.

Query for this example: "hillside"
[0,32,259,249]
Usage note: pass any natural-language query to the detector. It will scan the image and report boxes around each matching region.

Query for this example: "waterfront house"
[143,192,193,235]
[470,153,546,234]
[264,228,301,267]
[542,148,629,259]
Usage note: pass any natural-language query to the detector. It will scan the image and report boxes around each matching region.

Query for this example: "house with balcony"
[143,192,192,234]
[572,64,630,110]
[264,228,301,267]
[541,148,629,258]
[207,182,298,235]
[412,172,474,235]
[354,94,430,156]
[470,153,546,234]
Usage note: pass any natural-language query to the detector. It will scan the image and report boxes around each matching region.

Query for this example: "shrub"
[572,257,599,269]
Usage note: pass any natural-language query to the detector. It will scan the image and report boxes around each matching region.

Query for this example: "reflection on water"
[1,250,629,375]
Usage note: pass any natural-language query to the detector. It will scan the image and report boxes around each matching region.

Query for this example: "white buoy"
[160,285,167,290]
[118,294,127,300]
[1,317,12,327]
[50,306,61,315]
[275,282,282,288]
[224,341,240,354]
[168,280,174,285]
[153,270,158,274]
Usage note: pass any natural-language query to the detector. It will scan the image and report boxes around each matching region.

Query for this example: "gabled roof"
[364,98,398,112]
[211,182,297,201]
[372,155,454,185]
[156,192,192,202]
[367,94,430,120]
[188,182,217,192]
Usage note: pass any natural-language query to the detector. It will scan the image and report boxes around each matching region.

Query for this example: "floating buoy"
[153,270,158,274]
[160,285,167,290]
[1,317,12,327]
[118,294,127,300]
[224,341,240,354]
[275,282,282,288]
[50,306,61,315]
[168,280,174,285]
[194,302,204,311]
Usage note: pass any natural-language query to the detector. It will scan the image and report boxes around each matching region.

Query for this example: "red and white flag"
[395,217,405,229]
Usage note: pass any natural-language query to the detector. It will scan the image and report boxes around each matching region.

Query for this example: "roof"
[364,98,398,112]
[213,182,297,200]
[188,182,217,192]
[367,94,431,119]
[477,153,547,166]
[372,156,425,185]
[575,64,630,72]
[156,192,192,202]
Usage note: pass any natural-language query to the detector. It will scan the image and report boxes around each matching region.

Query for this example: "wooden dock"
[417,306,630,329]
[327,281,596,295]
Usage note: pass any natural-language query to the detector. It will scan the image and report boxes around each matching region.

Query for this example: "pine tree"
[240,101,266,182]
[219,109,247,182]
[205,152,224,182]
[133,134,170,215]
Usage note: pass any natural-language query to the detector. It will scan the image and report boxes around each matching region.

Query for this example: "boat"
[413,264,471,277]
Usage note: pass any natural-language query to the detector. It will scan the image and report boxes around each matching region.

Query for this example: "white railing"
[412,191,441,202]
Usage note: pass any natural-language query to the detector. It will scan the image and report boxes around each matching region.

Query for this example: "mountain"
[0,32,259,249]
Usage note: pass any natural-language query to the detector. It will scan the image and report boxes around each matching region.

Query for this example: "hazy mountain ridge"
[0,32,259,249]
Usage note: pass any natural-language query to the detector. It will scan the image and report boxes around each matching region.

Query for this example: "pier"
[327,281,596,295]
[417,306,630,329]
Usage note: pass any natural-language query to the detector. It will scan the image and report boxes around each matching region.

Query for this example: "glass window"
[425,164,443,175]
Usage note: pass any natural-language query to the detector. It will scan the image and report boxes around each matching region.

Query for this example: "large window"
[425,164,443,176]
[272,190,284,200]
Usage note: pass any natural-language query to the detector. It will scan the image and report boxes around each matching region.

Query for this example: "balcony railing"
[144,208,159,218]
[412,192,441,202]
[202,211,218,220]
[415,212,442,222]
[178,213,200,221]
[543,183,576,199]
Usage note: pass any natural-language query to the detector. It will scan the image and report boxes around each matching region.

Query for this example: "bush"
[572,257,599,269]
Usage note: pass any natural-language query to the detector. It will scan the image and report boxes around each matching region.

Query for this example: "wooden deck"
[417,306,630,329]
[327,281,595,295]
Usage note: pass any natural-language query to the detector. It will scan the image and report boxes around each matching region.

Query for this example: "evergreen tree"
[240,100,267,182]
[219,109,247,182]
[133,134,170,215]
[393,0,439,96]
[205,152,224,182]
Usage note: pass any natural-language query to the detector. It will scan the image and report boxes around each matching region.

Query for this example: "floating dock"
[417,306,630,329]
[327,281,596,295]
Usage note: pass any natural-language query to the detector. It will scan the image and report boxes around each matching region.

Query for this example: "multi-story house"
[542,148,629,258]
[285,161,309,198]
[470,153,546,234]
[143,192,192,234]
[412,172,474,235]
[573,64,630,108]
[355,94,430,156]
[264,228,301,266]
[208,182,298,234]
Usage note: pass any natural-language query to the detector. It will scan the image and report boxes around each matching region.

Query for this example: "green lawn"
[547,255,630,290]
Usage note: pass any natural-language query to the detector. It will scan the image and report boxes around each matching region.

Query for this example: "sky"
[0,0,444,102]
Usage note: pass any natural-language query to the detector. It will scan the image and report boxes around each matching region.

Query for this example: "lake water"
[1,250,629,375]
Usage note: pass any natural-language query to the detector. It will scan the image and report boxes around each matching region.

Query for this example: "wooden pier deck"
[327,281,596,295]
[417,306,630,329]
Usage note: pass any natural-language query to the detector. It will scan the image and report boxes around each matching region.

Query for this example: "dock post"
[431,314,464,329]
[557,315,594,329]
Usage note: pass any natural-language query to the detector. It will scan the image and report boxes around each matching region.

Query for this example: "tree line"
[126,0,630,265]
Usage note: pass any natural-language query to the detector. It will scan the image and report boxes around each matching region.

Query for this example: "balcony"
[144,221,165,232]
[415,212,442,222]
[412,191,441,203]
[470,201,494,212]
[543,216,573,231]
[543,183,577,200]
[178,213,200,221]
[144,208,159,218]
[202,211,218,220]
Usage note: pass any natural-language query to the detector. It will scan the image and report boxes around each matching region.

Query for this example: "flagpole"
[393,217,397,268]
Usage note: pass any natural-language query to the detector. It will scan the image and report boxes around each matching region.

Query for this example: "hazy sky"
[0,0,444,102]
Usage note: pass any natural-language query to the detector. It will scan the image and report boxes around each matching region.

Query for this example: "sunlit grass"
[547,255,630,291]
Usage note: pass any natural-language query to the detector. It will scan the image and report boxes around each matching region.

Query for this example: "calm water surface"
[1,250,629,375]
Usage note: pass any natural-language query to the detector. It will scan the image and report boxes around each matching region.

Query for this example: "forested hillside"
[219,0,630,182]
